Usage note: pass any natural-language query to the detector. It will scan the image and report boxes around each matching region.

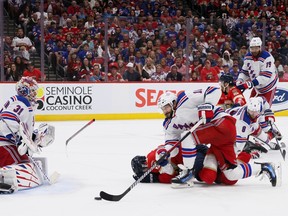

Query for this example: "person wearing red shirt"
[218,74,246,109]
[189,58,203,77]
[67,1,80,16]
[107,62,124,82]
[200,60,218,82]
[23,62,45,82]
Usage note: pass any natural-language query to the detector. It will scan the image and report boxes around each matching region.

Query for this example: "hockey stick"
[251,136,273,151]
[269,122,286,161]
[0,116,59,185]
[98,119,204,202]
[274,108,288,113]
[65,118,95,146]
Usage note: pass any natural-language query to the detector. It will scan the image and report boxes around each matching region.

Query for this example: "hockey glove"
[131,156,147,177]
[267,126,282,141]
[198,103,214,124]
[131,155,159,183]
[236,81,253,92]
[133,172,159,183]
[264,109,275,124]
[156,147,170,167]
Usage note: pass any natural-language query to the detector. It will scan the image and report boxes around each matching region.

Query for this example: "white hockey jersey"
[238,51,278,94]
[226,100,271,153]
[162,86,229,148]
[0,95,35,146]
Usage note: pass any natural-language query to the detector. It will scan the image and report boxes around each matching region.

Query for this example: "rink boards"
[0,82,287,121]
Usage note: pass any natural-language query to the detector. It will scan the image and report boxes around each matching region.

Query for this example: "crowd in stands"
[2,0,288,82]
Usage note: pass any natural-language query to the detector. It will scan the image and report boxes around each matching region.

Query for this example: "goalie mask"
[157,92,177,118]
[16,77,39,105]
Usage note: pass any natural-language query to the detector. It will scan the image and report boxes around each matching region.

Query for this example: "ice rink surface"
[1,117,288,216]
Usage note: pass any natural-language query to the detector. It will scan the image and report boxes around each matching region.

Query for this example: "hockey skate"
[0,183,15,194]
[256,162,281,187]
[171,164,194,188]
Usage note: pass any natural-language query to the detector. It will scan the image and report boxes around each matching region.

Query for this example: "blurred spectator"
[142,57,155,80]
[189,58,203,78]
[190,71,200,82]
[229,63,240,81]
[221,50,233,68]
[3,36,14,56]
[200,59,218,82]
[107,62,124,82]
[14,56,26,76]
[18,5,32,35]
[213,58,224,76]
[79,58,93,81]
[11,28,36,60]
[221,64,231,76]
[275,58,284,77]
[166,65,183,82]
[67,64,81,81]
[280,65,288,81]
[123,62,142,81]
[5,63,20,81]
[150,64,167,82]
[171,57,188,78]
[67,1,80,16]
[23,62,45,81]
[117,59,126,76]
[89,64,105,82]
[159,58,170,73]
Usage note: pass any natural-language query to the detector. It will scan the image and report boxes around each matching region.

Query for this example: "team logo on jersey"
[273,88,288,105]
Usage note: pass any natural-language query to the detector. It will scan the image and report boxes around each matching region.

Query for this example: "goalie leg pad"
[1,162,44,191]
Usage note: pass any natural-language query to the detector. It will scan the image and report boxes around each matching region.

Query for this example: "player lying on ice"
[0,77,55,194]
[131,89,281,187]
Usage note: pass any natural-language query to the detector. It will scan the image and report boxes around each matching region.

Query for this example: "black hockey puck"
[94,197,102,200]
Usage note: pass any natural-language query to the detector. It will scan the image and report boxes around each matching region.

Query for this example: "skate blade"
[275,162,282,187]
[171,181,194,189]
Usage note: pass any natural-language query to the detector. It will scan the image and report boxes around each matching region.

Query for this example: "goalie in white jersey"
[0,77,55,194]
[157,88,280,187]
[236,37,278,106]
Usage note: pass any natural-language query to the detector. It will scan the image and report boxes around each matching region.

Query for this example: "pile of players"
[131,37,284,188]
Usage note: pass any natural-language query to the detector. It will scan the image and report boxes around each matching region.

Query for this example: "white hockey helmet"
[157,91,177,109]
[247,97,263,113]
[249,37,262,47]
[16,76,39,103]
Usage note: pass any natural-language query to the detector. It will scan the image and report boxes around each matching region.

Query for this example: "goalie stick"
[65,118,95,146]
[97,119,204,202]
[0,116,60,185]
